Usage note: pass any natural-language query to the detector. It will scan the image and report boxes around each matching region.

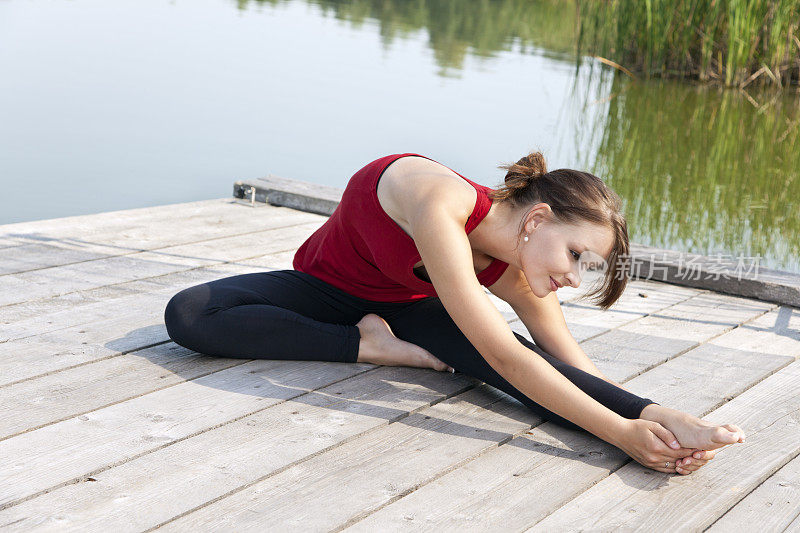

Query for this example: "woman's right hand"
[613,419,696,473]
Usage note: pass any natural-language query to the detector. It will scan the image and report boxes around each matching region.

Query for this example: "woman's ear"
[526,203,553,233]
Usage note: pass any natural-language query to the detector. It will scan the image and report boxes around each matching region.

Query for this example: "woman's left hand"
[674,448,718,475]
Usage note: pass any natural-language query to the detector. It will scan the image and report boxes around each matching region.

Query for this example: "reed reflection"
[579,73,800,272]
[238,0,579,74]
[237,0,799,272]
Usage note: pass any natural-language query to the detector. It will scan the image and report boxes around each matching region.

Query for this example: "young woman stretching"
[164,152,745,475]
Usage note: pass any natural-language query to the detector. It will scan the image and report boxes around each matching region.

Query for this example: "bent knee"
[164,286,211,349]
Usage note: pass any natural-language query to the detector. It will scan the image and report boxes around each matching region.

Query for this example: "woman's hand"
[613,419,698,474]
[673,448,717,475]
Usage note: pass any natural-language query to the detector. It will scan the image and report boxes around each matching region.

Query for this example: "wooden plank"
[0,357,373,510]
[528,360,800,532]
[582,303,800,381]
[0,248,296,341]
[786,512,800,532]
[0,248,297,344]
[0,229,315,387]
[0,366,477,530]
[0,219,321,307]
[0,344,250,440]
[508,282,702,383]
[0,199,281,249]
[152,307,791,532]
[0,201,321,276]
[629,242,800,308]
[0,198,237,253]
[706,305,800,358]
[706,453,800,532]
[581,328,698,383]
[560,281,700,342]
[494,273,694,328]
[344,415,630,533]
[340,315,795,531]
[489,280,700,382]
[614,291,774,343]
[0,264,248,344]
[152,384,538,532]
[0,199,228,238]
[624,342,792,414]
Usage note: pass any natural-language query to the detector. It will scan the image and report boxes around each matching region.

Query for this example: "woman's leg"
[164,270,367,362]
[383,297,656,433]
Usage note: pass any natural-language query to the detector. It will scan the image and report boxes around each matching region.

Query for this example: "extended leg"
[164,270,365,362]
[384,297,656,433]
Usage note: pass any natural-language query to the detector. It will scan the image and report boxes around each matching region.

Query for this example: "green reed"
[578,0,800,88]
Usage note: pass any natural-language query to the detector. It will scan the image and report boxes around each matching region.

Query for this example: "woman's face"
[517,204,615,298]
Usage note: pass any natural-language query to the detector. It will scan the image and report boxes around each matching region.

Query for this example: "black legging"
[164,269,656,432]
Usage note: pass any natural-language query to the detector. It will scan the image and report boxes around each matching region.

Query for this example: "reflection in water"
[238,0,799,271]
[576,73,800,271]
[2,0,796,272]
[238,0,579,74]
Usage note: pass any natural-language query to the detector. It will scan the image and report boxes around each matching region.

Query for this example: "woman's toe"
[712,426,739,444]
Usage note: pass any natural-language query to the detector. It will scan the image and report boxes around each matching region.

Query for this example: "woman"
[165,152,745,475]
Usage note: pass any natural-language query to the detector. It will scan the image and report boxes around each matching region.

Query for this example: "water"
[1,0,797,272]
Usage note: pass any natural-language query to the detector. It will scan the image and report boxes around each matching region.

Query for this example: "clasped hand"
[616,419,714,475]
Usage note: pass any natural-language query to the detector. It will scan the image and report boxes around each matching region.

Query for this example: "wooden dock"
[1,197,799,532]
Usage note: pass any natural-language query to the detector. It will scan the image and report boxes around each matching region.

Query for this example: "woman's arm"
[408,190,631,446]
[488,267,633,393]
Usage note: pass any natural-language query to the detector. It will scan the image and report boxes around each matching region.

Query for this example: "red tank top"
[292,153,510,302]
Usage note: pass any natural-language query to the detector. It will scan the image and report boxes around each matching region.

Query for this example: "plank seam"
[140,381,482,532]
[0,364,386,512]
[0,210,319,278]
[0,339,171,390]
[0,241,300,389]
[1,246,305,345]
[563,288,702,344]
[0,351,252,443]
[702,448,800,532]
[0,220,320,310]
[527,349,795,529]
[582,299,779,385]
[0,261,784,522]
[338,297,782,530]
[331,407,522,533]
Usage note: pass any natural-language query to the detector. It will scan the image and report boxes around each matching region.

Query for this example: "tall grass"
[578,0,800,88]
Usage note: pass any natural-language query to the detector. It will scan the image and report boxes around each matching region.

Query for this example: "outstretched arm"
[406,191,683,468]
[487,265,633,393]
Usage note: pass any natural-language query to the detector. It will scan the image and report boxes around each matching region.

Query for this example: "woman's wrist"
[601,415,633,449]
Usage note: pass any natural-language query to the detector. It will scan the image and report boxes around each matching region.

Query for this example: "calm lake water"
[1,0,798,272]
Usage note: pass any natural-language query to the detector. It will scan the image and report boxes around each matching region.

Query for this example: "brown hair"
[488,151,629,310]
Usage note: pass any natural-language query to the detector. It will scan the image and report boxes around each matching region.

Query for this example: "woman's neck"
[470,200,521,268]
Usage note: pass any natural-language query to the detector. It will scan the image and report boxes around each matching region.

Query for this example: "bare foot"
[355,314,454,373]
[640,404,745,451]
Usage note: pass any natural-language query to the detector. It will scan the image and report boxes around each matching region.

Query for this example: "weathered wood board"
[0,198,797,533]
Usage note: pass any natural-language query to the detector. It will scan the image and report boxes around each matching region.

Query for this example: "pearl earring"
[523,234,529,242]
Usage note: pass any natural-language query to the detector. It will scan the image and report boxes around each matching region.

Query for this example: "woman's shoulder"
[378,155,477,227]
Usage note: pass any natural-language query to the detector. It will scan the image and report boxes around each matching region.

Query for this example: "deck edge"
[233,176,800,308]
